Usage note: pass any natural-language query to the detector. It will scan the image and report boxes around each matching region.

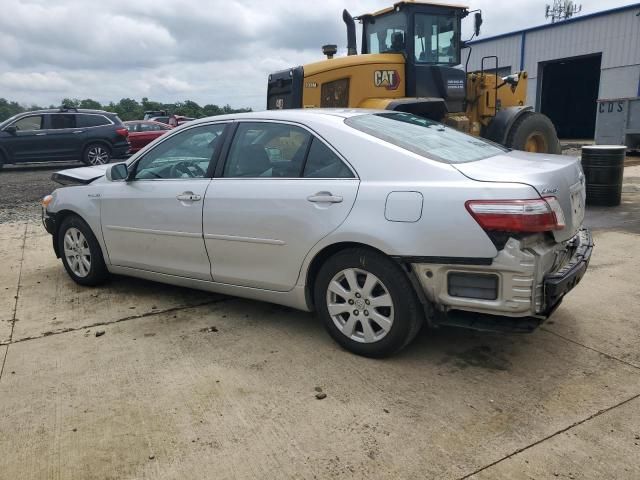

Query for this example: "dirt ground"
[0,162,79,223]
[0,164,639,479]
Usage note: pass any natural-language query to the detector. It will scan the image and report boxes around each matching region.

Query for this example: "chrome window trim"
[220,119,359,180]
[47,112,114,130]
[129,121,229,182]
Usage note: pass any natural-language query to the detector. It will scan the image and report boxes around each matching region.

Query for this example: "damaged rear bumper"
[543,228,593,315]
[409,228,593,332]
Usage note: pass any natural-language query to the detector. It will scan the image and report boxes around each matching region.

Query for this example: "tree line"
[0,97,252,122]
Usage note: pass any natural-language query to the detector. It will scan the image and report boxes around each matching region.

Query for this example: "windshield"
[366,13,408,54]
[0,113,22,129]
[414,14,459,65]
[345,113,506,164]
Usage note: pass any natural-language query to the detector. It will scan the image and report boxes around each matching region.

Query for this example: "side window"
[303,139,354,178]
[12,115,43,131]
[134,123,226,180]
[223,122,311,178]
[77,114,110,128]
[140,123,161,132]
[49,114,76,129]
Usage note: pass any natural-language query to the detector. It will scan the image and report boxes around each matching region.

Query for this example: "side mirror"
[474,12,483,37]
[4,125,17,135]
[106,163,128,181]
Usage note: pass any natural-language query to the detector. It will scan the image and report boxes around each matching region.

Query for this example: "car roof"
[16,108,115,115]
[187,108,383,127]
[0,108,118,128]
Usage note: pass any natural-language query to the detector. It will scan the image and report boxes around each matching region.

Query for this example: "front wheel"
[58,215,109,286]
[83,143,111,165]
[314,248,424,357]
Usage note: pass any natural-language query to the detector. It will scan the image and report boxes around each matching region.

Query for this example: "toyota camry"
[42,109,592,357]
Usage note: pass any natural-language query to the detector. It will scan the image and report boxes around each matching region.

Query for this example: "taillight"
[465,197,565,233]
[115,127,128,138]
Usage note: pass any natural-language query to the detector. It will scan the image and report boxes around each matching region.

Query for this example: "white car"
[43,109,592,357]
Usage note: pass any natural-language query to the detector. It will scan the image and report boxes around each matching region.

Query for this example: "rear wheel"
[83,143,111,165]
[314,248,424,357]
[506,112,561,154]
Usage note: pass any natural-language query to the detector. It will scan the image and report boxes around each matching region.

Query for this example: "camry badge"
[542,187,559,195]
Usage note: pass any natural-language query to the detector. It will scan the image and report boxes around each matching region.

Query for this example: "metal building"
[463,3,640,140]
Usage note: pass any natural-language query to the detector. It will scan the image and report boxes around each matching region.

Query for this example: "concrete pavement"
[0,168,639,479]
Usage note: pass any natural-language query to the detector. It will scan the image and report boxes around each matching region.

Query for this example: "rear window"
[344,112,506,164]
[49,114,76,129]
[77,114,111,128]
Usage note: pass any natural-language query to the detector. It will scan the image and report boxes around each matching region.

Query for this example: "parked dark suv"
[0,107,130,168]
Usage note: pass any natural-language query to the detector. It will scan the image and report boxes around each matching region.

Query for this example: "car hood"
[51,164,111,185]
[453,150,586,242]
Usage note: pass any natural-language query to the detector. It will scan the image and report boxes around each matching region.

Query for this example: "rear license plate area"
[570,183,585,226]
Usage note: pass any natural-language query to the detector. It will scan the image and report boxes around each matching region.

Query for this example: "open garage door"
[540,54,602,139]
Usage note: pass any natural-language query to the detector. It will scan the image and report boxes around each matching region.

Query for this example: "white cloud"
[0,0,634,110]
[0,71,72,91]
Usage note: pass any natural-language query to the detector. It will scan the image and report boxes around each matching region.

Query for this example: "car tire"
[83,143,111,166]
[314,248,424,358]
[506,112,561,154]
[58,214,109,286]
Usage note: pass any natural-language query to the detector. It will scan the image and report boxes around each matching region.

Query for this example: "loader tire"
[506,112,561,154]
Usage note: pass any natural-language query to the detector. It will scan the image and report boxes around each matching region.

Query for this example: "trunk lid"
[52,164,111,185]
[454,150,586,242]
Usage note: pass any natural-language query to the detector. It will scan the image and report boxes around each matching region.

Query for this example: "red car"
[124,120,172,154]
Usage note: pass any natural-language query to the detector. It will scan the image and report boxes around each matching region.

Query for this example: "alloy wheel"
[326,268,394,343]
[63,227,91,278]
[87,146,109,165]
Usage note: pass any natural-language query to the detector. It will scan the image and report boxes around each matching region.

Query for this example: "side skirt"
[107,265,311,312]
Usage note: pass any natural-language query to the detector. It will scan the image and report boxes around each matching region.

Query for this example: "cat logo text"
[374,70,400,90]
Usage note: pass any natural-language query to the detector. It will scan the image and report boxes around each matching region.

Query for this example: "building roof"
[469,2,640,45]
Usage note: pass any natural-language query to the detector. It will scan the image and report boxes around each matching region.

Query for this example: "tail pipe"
[343,9,357,56]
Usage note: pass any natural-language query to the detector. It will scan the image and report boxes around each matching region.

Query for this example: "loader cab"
[359,2,469,113]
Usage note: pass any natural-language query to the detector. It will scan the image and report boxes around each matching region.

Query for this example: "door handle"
[72,130,84,134]
[307,192,343,204]
[176,192,202,202]
[35,133,47,136]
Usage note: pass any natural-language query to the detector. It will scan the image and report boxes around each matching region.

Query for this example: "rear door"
[100,122,228,280]
[203,121,359,292]
[44,113,85,160]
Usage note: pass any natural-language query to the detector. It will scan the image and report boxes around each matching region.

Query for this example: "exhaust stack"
[343,9,357,56]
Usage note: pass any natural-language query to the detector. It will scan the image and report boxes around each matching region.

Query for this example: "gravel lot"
[0,162,81,224]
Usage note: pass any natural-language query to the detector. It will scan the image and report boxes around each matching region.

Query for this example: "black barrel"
[581,145,626,206]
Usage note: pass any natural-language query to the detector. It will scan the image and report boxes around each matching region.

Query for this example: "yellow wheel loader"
[267,1,561,154]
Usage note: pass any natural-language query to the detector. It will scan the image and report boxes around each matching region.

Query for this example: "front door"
[2,114,48,162]
[204,121,359,292]
[100,123,227,280]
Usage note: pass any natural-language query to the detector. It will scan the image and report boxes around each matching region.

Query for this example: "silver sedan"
[42,109,592,357]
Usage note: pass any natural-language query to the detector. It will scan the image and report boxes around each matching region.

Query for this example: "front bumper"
[42,208,61,258]
[42,208,56,235]
[410,228,593,329]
